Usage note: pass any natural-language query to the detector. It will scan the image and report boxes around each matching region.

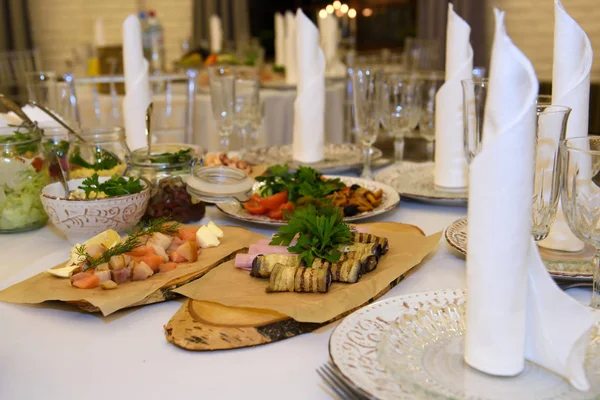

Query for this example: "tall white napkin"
[433,4,472,189]
[465,9,595,390]
[95,17,106,47]
[292,9,325,163]
[538,0,593,252]
[122,14,151,151]
[320,15,346,78]
[275,12,285,66]
[210,15,222,54]
[284,11,298,85]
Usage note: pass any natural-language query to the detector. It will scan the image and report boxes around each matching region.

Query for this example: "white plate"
[216,176,400,226]
[445,218,595,281]
[330,289,600,400]
[374,162,468,206]
[242,143,383,174]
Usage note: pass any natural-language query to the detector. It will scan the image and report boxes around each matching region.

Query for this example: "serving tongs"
[0,95,70,197]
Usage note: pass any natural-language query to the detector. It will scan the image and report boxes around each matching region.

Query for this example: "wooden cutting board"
[164,261,418,351]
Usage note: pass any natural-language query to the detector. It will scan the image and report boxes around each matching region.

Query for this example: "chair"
[63,71,198,144]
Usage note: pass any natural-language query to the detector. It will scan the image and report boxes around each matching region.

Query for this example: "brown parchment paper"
[174,222,442,323]
[0,226,266,316]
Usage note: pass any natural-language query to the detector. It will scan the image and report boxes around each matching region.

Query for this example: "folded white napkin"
[95,17,106,47]
[292,9,325,163]
[275,12,285,66]
[210,15,222,54]
[433,4,472,189]
[320,15,346,79]
[122,14,151,151]
[538,0,593,252]
[465,9,595,391]
[3,105,62,128]
[284,11,298,85]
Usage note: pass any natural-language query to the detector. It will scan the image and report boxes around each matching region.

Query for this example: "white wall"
[487,0,600,82]
[28,0,193,73]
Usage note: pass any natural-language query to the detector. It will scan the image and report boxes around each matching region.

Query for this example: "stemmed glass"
[208,66,235,151]
[418,71,444,158]
[462,78,571,241]
[404,38,441,72]
[350,67,385,180]
[381,72,422,164]
[232,67,260,153]
[560,136,600,307]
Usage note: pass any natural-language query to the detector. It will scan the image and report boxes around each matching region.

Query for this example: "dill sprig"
[76,217,181,271]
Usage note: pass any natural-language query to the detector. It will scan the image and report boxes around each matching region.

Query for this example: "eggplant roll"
[266,263,331,293]
[313,253,365,283]
[353,233,389,255]
[340,242,382,259]
[250,254,302,278]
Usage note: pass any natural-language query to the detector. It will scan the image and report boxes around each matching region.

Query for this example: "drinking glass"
[462,78,571,241]
[350,67,385,180]
[208,66,235,151]
[233,67,260,152]
[419,71,444,145]
[560,136,600,308]
[404,38,441,72]
[381,72,421,164]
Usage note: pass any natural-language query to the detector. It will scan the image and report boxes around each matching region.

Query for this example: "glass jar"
[0,126,50,233]
[66,127,130,179]
[125,143,206,223]
[40,127,70,181]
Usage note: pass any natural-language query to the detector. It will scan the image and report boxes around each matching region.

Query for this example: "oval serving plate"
[215,176,400,226]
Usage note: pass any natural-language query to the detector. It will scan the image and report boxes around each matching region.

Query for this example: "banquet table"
[0,186,592,400]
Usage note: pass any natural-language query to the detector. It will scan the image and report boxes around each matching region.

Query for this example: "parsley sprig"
[75,218,180,270]
[78,173,145,199]
[255,164,345,201]
[149,148,193,164]
[69,146,120,171]
[270,204,353,266]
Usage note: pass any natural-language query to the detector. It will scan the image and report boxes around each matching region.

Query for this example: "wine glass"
[208,66,235,151]
[560,136,600,307]
[381,72,422,164]
[232,66,260,153]
[462,78,571,241]
[418,71,444,158]
[404,38,442,72]
[350,67,385,180]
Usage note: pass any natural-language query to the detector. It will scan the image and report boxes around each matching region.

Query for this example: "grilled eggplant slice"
[353,233,389,255]
[313,254,364,283]
[250,254,301,278]
[266,263,331,293]
[340,242,382,258]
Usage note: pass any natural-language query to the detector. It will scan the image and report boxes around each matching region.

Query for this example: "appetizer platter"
[166,210,441,350]
[0,219,266,315]
[216,165,400,225]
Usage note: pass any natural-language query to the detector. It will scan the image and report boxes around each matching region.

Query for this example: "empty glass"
[381,72,422,163]
[208,66,235,151]
[419,71,444,144]
[560,136,600,307]
[462,77,571,241]
[350,67,385,180]
[404,38,442,72]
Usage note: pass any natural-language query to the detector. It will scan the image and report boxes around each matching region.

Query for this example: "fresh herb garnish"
[149,148,193,164]
[69,146,120,171]
[75,217,180,270]
[78,173,145,199]
[255,164,345,201]
[0,124,39,155]
[270,204,353,266]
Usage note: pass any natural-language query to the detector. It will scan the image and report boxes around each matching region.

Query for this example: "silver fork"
[317,362,369,400]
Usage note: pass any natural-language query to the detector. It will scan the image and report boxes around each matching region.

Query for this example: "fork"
[317,362,369,400]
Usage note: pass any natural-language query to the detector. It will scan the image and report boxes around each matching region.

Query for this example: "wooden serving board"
[164,261,417,351]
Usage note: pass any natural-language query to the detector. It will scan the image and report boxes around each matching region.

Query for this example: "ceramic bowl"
[40,177,151,244]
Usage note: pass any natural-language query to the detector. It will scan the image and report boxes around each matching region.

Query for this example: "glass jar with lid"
[66,127,130,179]
[0,125,50,232]
[125,143,206,223]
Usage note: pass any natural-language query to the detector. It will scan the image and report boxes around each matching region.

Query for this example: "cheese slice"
[196,226,220,248]
[47,264,80,278]
[207,221,224,238]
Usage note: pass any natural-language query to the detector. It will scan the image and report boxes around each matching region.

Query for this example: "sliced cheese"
[196,226,220,248]
[207,221,224,238]
[47,265,80,278]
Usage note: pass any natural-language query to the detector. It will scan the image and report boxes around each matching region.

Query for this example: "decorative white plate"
[242,143,383,174]
[445,218,595,281]
[216,176,400,226]
[374,162,468,206]
[330,289,600,400]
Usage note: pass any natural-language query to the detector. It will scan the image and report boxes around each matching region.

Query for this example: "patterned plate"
[216,176,400,226]
[445,218,595,281]
[374,162,468,206]
[242,143,383,174]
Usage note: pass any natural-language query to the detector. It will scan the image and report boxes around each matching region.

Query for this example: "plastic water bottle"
[146,10,165,75]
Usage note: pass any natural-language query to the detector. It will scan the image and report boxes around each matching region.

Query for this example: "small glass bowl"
[187,165,255,202]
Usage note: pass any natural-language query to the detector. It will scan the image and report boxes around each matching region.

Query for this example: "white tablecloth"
[0,192,591,399]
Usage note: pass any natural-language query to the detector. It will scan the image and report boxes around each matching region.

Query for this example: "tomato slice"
[259,190,289,210]
[243,200,268,215]
[267,201,294,220]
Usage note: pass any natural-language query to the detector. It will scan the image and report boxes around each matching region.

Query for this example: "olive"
[343,204,360,217]
[350,184,361,191]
